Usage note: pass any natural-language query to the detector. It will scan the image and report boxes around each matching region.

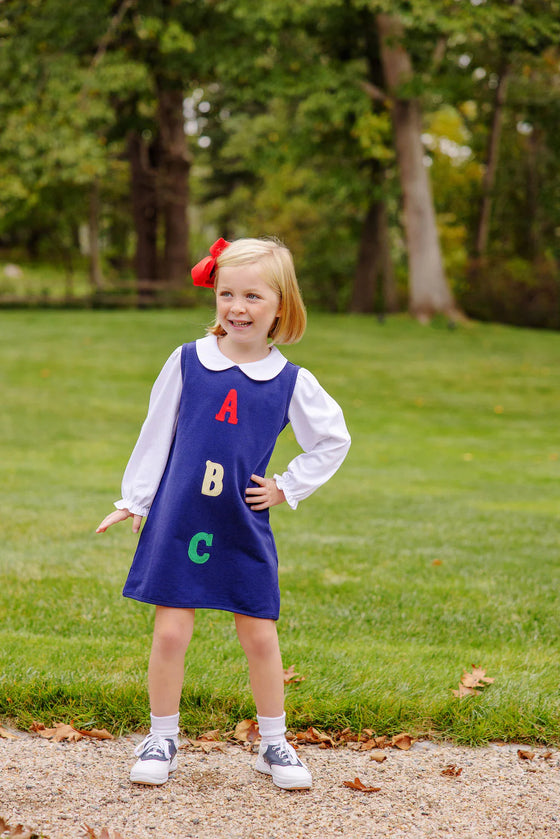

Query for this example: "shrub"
[460,257,560,329]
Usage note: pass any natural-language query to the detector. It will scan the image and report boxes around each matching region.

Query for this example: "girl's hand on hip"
[96,508,143,534]
[245,474,286,511]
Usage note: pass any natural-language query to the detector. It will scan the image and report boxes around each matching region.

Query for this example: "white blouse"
[115,335,351,516]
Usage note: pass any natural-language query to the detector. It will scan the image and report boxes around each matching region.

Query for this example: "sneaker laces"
[270,741,299,765]
[134,732,174,760]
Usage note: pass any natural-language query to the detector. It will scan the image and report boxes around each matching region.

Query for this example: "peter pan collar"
[195,335,288,381]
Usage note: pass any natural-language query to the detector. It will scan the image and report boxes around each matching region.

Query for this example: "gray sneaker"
[130,733,178,785]
[255,741,312,790]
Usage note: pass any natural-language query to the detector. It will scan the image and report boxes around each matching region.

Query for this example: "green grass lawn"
[0,259,91,301]
[1,309,559,744]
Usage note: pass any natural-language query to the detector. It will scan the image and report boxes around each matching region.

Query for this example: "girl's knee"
[235,615,279,658]
[153,608,194,656]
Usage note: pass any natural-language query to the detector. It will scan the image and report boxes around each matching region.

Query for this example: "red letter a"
[215,389,238,424]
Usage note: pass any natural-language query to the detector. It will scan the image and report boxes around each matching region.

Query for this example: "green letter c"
[188,532,213,564]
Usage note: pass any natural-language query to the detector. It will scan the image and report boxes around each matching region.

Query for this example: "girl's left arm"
[273,368,351,509]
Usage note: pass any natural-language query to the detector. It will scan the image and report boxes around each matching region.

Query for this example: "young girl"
[96,237,350,790]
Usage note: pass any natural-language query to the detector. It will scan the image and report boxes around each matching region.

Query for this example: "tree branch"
[90,0,137,71]
[360,79,391,105]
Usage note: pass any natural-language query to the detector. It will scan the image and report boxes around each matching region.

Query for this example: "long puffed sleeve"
[114,347,183,517]
[274,368,351,509]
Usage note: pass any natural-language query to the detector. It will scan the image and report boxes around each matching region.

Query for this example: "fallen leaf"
[461,672,485,689]
[76,727,113,741]
[392,733,413,750]
[186,738,225,753]
[347,741,364,751]
[0,818,37,839]
[432,558,443,566]
[233,719,260,743]
[452,684,481,698]
[370,749,387,763]
[441,764,463,777]
[82,826,126,839]
[198,729,221,741]
[343,776,381,793]
[358,738,378,751]
[541,751,553,760]
[0,725,18,739]
[32,722,83,742]
[338,729,360,743]
[468,666,495,685]
[452,665,494,698]
[295,727,336,748]
[375,735,389,748]
[518,749,535,761]
[283,665,306,684]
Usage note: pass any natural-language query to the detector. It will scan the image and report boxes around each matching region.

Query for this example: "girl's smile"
[216,263,282,362]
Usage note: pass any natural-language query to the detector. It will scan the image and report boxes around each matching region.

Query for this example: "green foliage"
[0,0,559,317]
[2,310,560,743]
[461,257,560,330]
[352,111,394,162]
[0,0,141,264]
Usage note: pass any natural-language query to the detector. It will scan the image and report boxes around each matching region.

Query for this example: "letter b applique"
[201,460,224,496]
[215,389,238,424]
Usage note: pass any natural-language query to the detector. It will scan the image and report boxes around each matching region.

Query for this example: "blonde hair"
[207,237,307,345]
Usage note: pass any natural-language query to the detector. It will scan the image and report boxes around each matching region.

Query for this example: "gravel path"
[1,730,559,838]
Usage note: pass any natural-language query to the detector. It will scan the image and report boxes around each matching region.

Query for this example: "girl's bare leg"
[234,613,284,717]
[148,606,195,716]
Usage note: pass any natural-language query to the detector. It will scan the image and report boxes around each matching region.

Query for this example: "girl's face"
[215,262,281,360]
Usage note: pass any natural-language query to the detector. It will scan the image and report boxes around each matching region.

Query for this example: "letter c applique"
[188,532,213,564]
[215,389,238,424]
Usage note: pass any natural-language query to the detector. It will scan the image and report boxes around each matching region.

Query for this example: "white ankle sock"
[257,713,287,746]
[150,712,180,743]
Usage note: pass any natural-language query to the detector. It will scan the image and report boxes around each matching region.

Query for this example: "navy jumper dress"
[122,342,299,620]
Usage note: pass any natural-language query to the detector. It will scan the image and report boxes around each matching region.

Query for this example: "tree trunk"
[351,199,382,312]
[355,11,399,316]
[351,198,399,314]
[475,66,511,257]
[88,178,103,293]
[526,127,542,260]
[376,13,458,321]
[380,202,399,313]
[128,131,159,296]
[157,85,190,287]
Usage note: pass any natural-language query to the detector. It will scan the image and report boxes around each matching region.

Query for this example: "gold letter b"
[201,460,224,496]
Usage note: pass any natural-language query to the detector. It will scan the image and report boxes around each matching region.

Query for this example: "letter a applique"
[215,389,238,424]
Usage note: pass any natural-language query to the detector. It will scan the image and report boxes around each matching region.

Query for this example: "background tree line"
[0,0,559,326]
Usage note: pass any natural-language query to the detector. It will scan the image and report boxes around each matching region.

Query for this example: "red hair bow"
[191,238,231,288]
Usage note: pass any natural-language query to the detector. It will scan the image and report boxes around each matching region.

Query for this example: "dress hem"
[122,591,279,621]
